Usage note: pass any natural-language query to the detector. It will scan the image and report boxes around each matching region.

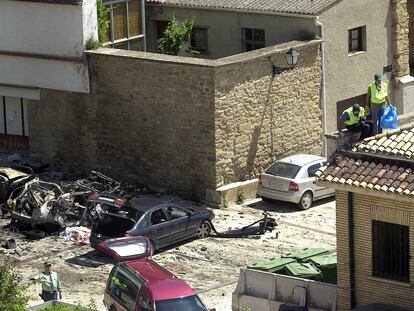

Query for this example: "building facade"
[317,125,414,310]
[145,0,414,135]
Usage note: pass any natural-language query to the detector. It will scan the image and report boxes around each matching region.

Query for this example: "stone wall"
[214,43,322,186]
[393,0,410,78]
[28,41,322,200]
[29,51,217,200]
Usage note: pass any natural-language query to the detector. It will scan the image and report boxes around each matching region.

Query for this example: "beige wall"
[320,0,394,132]
[28,41,322,200]
[213,44,322,186]
[146,6,316,59]
[29,51,217,200]
[336,191,414,311]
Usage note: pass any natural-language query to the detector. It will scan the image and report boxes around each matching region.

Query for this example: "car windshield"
[155,295,207,311]
[266,162,301,179]
[111,205,144,221]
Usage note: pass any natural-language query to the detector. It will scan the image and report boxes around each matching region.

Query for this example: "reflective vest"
[369,81,388,104]
[343,106,365,126]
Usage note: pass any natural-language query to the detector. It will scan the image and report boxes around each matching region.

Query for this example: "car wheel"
[298,191,313,210]
[197,221,211,238]
[261,196,272,203]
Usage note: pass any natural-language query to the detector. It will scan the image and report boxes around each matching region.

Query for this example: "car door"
[164,205,192,243]
[145,208,171,248]
[306,163,324,199]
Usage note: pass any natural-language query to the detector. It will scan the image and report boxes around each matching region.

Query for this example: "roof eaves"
[146,2,317,18]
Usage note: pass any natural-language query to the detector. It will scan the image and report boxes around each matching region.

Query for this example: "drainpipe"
[348,192,356,309]
[315,17,328,157]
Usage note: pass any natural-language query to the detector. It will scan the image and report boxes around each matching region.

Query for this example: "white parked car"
[257,154,334,209]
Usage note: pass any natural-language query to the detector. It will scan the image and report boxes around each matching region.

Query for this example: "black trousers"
[346,121,373,140]
[41,290,58,302]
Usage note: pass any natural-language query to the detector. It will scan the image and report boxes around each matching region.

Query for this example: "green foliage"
[85,38,100,50]
[39,298,97,310]
[0,259,31,311]
[236,188,245,205]
[241,307,252,311]
[158,16,194,55]
[223,198,229,209]
[96,0,110,45]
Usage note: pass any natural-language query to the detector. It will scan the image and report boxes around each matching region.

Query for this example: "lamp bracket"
[272,65,291,76]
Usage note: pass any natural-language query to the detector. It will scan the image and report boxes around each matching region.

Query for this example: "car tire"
[261,196,272,203]
[196,221,211,239]
[298,191,313,210]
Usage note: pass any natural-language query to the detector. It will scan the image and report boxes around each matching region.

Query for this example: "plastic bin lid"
[283,262,322,277]
[248,257,296,271]
[307,252,337,267]
[282,248,329,260]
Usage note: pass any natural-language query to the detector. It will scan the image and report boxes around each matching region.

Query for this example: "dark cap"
[374,73,382,81]
[43,261,52,267]
[352,103,361,113]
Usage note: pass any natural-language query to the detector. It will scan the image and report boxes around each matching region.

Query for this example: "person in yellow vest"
[340,103,373,140]
[365,73,390,135]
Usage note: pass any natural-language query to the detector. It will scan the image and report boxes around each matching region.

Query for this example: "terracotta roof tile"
[354,125,414,159]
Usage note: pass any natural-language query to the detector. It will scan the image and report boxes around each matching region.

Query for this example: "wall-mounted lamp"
[272,48,300,76]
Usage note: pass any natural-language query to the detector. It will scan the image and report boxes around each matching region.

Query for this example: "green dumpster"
[306,252,337,284]
[248,257,296,273]
[282,262,322,280]
[282,248,329,261]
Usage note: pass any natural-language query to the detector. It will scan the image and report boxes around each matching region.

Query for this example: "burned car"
[90,196,214,250]
[0,168,125,229]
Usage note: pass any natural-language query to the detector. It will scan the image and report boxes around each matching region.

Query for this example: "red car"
[98,236,215,311]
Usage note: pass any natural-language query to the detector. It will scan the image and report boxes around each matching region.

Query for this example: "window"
[166,206,188,220]
[104,0,144,51]
[108,265,144,310]
[307,163,321,178]
[155,295,207,311]
[372,220,410,282]
[150,208,168,225]
[242,28,265,52]
[266,162,301,179]
[348,26,366,53]
[191,28,208,52]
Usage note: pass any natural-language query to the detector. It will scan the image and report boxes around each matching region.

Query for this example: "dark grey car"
[90,196,214,250]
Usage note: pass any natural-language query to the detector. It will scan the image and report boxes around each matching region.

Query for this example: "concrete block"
[205,179,259,208]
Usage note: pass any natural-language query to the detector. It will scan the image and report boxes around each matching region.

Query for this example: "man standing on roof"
[366,73,390,135]
[34,261,62,302]
[340,103,373,140]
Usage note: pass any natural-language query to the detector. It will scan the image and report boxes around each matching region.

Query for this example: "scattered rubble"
[0,168,131,230]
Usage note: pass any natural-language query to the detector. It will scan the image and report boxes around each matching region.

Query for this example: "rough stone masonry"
[27,40,322,201]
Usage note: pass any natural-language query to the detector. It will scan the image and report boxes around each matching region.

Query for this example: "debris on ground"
[0,168,132,230]
[59,226,91,245]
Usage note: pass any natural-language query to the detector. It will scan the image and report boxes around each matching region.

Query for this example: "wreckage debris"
[0,168,129,230]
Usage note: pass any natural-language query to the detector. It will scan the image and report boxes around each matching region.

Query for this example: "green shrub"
[0,259,31,311]
[158,15,195,55]
[236,188,245,205]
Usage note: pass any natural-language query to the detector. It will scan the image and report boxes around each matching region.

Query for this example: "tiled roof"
[316,155,414,196]
[146,0,340,16]
[317,125,414,196]
[13,0,82,5]
[352,126,414,158]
